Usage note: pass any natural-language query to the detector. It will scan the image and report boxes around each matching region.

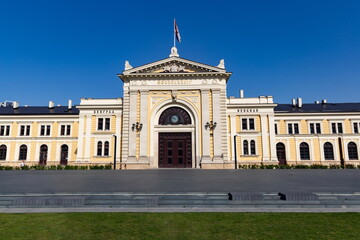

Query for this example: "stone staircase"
[0,192,359,209]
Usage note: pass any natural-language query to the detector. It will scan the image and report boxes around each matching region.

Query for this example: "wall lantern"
[205,121,217,130]
[132,122,143,132]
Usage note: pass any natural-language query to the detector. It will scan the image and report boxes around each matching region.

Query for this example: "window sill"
[241,155,258,157]
[93,131,114,134]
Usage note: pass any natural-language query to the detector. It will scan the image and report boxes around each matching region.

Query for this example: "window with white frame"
[97,118,110,131]
[242,140,256,155]
[299,142,310,160]
[60,125,71,136]
[96,141,110,157]
[309,123,321,134]
[241,118,255,131]
[40,125,51,136]
[0,145,6,160]
[331,122,343,134]
[287,123,299,134]
[19,144,28,160]
[19,125,30,136]
[353,122,360,134]
[0,125,10,136]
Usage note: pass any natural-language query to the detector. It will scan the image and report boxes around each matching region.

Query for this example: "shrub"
[345,164,356,169]
[293,165,310,169]
[30,165,46,170]
[250,164,258,169]
[47,165,57,170]
[329,165,341,169]
[64,165,79,170]
[310,164,328,169]
[279,164,292,169]
[56,165,64,170]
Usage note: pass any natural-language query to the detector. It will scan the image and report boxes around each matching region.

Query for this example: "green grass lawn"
[0,213,359,240]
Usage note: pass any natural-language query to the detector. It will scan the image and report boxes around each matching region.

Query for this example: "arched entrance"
[276,142,286,165]
[39,145,48,166]
[60,144,68,165]
[158,107,192,168]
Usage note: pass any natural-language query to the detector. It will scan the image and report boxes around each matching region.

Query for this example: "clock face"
[170,115,179,124]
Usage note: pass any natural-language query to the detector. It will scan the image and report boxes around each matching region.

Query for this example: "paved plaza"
[0,169,359,194]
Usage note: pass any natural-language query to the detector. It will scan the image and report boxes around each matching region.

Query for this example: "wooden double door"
[159,132,192,168]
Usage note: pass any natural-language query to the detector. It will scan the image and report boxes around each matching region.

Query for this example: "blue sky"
[0,0,359,106]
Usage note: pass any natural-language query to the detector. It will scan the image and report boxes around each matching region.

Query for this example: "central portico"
[118,47,232,169]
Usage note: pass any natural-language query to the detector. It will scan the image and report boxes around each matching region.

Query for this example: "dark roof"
[275,103,360,113]
[0,106,79,115]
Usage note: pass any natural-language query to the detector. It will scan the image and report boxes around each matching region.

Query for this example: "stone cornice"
[118,72,232,82]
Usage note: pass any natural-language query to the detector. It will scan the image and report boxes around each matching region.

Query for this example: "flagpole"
[173,19,176,48]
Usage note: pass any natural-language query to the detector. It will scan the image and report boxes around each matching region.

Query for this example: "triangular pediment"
[122,57,227,75]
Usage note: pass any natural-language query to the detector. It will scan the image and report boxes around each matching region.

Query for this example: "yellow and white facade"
[1,48,359,168]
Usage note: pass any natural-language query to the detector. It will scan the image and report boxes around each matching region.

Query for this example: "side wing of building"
[0,105,80,166]
[274,102,360,165]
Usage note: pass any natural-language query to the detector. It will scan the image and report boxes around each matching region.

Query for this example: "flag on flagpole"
[174,19,181,43]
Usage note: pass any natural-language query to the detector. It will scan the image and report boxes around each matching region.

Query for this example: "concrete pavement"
[0,169,359,193]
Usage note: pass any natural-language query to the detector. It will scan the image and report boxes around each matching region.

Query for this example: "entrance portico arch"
[150,99,200,168]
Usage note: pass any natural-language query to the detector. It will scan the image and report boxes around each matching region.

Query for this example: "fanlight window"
[159,107,191,125]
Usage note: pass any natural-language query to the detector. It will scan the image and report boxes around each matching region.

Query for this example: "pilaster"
[260,114,270,161]
[268,113,278,161]
[201,89,211,161]
[128,90,138,161]
[139,90,149,161]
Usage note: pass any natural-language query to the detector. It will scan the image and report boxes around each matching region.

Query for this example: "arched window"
[0,145,6,160]
[276,142,286,165]
[104,141,109,156]
[243,140,249,155]
[300,142,310,160]
[60,144,69,165]
[323,142,334,160]
[97,141,102,156]
[39,144,48,165]
[348,142,358,160]
[250,140,256,155]
[19,145,27,160]
[159,107,191,125]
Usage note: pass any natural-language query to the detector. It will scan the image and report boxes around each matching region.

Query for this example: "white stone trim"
[150,99,200,168]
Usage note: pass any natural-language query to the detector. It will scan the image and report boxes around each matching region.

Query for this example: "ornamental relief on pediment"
[135,62,217,74]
